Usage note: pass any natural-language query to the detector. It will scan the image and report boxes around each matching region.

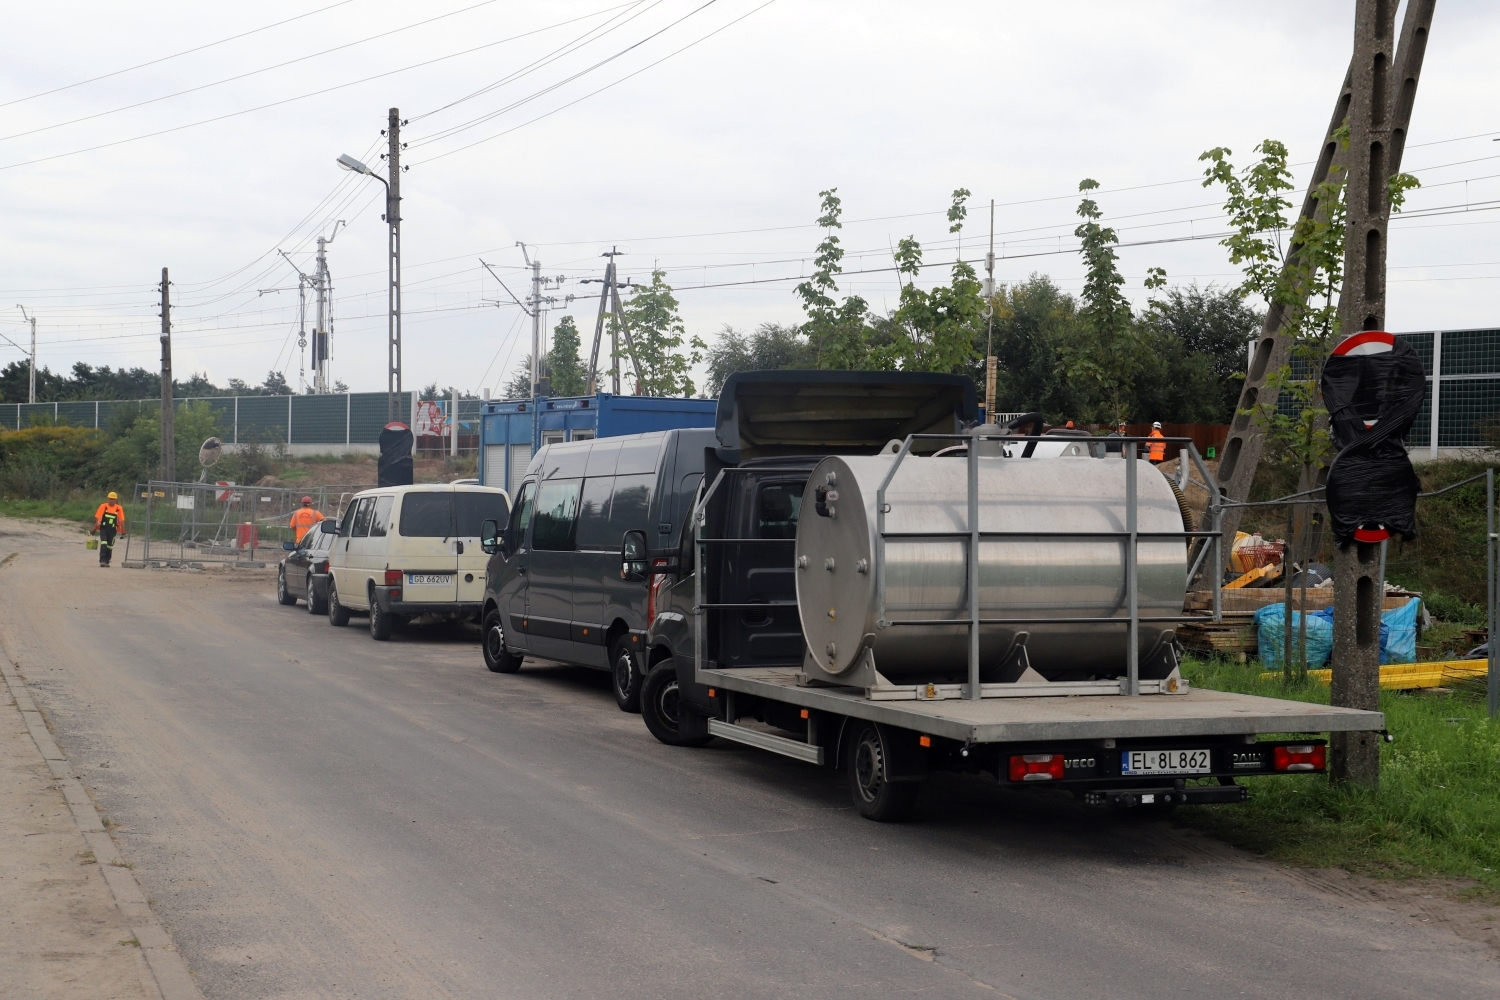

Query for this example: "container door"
[483,443,506,488]
[508,444,531,495]
[525,479,581,661]
[393,491,460,603]
[455,489,509,606]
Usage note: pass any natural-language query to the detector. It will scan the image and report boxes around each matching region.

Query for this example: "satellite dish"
[199,437,223,468]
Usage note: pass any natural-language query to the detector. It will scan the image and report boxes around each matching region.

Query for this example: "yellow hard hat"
[107,491,119,500]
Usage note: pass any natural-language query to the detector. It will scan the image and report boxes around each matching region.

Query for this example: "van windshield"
[398,492,454,537]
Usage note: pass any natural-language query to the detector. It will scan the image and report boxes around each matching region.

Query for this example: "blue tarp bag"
[1380,598,1419,664]
[1254,604,1335,671]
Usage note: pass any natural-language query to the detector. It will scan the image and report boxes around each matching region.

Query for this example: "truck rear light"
[1009,753,1065,782]
[384,570,403,586]
[1272,744,1326,772]
[316,560,328,573]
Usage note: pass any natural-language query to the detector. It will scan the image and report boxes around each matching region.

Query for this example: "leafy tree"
[1054,179,1151,426]
[619,269,705,397]
[979,274,1091,421]
[420,382,442,400]
[1139,285,1263,422]
[333,380,349,393]
[503,357,535,401]
[260,371,291,396]
[794,189,870,369]
[547,315,587,396]
[704,323,813,395]
[882,189,984,374]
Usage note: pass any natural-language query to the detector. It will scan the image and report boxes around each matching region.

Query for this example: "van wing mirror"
[319,519,338,534]
[480,518,504,555]
[620,530,648,582]
[282,541,296,551]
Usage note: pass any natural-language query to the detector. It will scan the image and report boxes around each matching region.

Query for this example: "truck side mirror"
[480,518,505,556]
[319,519,338,534]
[621,530,648,582]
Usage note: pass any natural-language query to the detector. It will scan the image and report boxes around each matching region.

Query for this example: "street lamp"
[337,148,402,421]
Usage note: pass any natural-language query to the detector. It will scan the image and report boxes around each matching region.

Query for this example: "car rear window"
[455,491,509,537]
[398,492,454,537]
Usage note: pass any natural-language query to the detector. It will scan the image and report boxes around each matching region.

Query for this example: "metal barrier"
[120,481,367,568]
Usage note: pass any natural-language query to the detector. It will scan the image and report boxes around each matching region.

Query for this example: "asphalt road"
[1,521,1495,1000]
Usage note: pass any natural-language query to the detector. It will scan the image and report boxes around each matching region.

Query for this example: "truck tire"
[482,609,523,673]
[610,637,642,713]
[369,591,395,641]
[327,581,351,627]
[276,567,297,606]
[848,723,920,822]
[641,664,711,748]
[306,575,326,615]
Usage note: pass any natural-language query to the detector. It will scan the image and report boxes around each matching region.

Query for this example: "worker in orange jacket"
[289,496,326,543]
[92,491,126,567]
[1147,421,1167,463]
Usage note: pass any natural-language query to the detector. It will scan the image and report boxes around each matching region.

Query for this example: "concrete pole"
[159,268,175,484]
[531,256,542,398]
[387,108,403,423]
[1330,0,1399,789]
[315,236,328,393]
[450,386,458,458]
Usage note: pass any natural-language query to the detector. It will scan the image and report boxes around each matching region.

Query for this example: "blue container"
[479,393,715,493]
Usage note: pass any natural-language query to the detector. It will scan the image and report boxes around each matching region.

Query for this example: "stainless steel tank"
[794,454,1187,683]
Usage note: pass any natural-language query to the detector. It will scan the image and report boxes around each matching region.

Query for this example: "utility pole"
[983,199,997,418]
[1329,0,1402,788]
[159,268,175,484]
[314,220,344,393]
[280,250,311,393]
[522,244,541,397]
[583,249,643,395]
[386,108,404,422]
[15,306,37,404]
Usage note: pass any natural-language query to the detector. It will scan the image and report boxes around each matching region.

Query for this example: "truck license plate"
[1121,749,1211,775]
[407,573,454,586]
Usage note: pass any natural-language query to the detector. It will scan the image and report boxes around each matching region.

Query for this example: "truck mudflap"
[1083,783,1248,809]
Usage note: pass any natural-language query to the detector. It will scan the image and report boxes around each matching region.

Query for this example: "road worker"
[92,491,126,567]
[1148,421,1167,463]
[289,496,325,544]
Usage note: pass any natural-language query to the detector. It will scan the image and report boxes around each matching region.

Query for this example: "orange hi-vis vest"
[290,507,325,542]
[94,502,126,532]
[1147,428,1167,462]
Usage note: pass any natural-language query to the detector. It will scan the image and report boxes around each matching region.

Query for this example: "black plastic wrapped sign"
[1321,332,1425,548]
[378,422,414,487]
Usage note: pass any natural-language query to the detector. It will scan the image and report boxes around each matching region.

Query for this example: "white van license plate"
[407,573,454,586]
[1121,749,1211,775]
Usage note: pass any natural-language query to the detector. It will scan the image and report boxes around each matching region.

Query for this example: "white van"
[324,483,510,640]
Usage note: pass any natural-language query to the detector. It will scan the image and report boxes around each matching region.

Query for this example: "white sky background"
[0,0,1496,398]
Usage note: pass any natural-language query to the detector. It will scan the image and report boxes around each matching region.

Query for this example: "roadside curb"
[0,631,205,1000]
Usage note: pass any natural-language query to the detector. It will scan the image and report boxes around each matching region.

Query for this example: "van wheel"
[848,723,920,822]
[641,664,711,748]
[276,568,296,606]
[610,637,643,713]
[482,609,522,673]
[306,576,326,615]
[327,581,350,627]
[369,593,395,641]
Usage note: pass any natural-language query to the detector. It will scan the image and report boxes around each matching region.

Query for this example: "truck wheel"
[610,637,643,713]
[327,581,351,627]
[306,575,327,615]
[369,592,395,641]
[482,609,523,673]
[848,723,920,822]
[276,568,296,606]
[641,664,711,748]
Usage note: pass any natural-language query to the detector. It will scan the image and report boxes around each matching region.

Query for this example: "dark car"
[277,524,336,614]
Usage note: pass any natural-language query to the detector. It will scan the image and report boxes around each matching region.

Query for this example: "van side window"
[338,500,359,537]
[532,480,581,551]
[369,495,394,538]
[607,473,653,542]
[508,483,535,550]
[398,492,454,537]
[756,482,802,539]
[455,491,509,537]
[573,477,615,551]
[350,497,376,538]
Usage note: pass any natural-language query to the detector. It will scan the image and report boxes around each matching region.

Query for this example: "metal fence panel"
[348,392,392,444]
[235,395,289,444]
[291,393,348,445]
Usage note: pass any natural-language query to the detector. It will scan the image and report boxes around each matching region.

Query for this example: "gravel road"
[1,517,1495,999]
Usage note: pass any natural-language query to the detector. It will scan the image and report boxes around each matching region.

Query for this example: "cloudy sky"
[1,0,1496,398]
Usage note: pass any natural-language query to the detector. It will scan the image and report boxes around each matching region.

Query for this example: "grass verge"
[0,497,97,524]
[1180,655,1500,890]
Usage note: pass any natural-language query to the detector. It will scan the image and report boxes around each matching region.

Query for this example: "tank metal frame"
[691,434,1226,702]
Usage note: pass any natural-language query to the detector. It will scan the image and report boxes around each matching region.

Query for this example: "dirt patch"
[1289,867,1500,958]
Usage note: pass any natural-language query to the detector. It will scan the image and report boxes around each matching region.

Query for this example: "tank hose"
[1164,473,1195,548]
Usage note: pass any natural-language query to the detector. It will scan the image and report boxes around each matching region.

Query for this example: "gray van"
[477,428,715,711]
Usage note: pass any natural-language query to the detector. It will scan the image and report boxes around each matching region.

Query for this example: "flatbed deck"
[697,666,1385,744]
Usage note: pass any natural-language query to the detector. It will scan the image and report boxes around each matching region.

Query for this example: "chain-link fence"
[120,481,366,568]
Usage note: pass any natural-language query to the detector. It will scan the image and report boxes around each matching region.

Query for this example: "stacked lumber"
[1177,618,1258,655]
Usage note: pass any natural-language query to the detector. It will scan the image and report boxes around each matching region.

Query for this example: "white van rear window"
[398,492,453,537]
